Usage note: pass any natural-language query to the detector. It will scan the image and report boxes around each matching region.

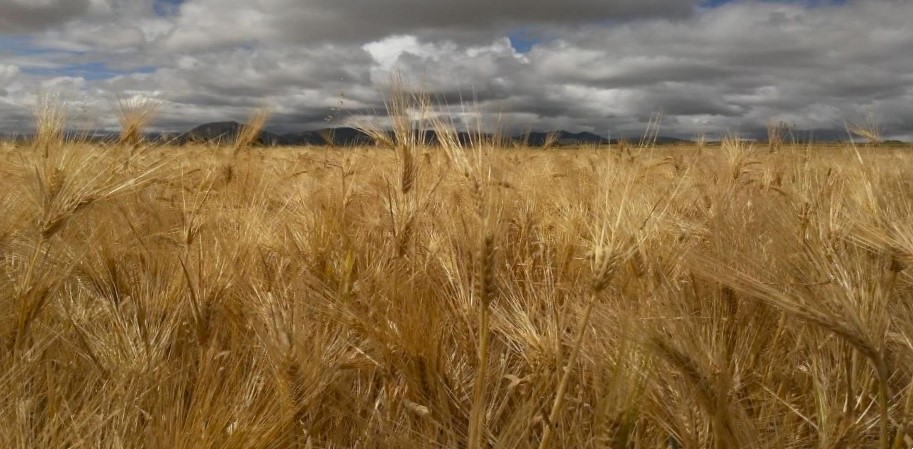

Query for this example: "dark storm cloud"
[0,0,91,33]
[164,0,703,50]
[287,0,700,41]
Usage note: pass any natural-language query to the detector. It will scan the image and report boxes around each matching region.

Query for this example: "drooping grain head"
[33,92,67,157]
[112,93,163,147]
[234,108,271,152]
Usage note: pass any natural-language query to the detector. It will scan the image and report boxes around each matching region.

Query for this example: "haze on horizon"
[1,0,912,140]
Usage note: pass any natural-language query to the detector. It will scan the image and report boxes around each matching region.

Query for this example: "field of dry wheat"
[2,118,913,448]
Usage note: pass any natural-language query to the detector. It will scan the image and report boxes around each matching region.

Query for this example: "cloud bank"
[1,0,911,139]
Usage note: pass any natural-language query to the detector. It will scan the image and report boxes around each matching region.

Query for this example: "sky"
[0,0,911,138]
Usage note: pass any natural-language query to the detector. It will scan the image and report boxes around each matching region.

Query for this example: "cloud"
[162,0,703,50]
[1,0,912,139]
[0,63,19,82]
[0,0,92,33]
[26,1,172,52]
[0,0,155,34]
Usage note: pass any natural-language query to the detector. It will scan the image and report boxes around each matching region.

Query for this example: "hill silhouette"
[178,121,283,145]
[175,122,688,147]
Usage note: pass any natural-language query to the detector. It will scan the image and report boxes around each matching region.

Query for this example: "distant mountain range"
[0,121,691,146]
[1,121,905,146]
[173,121,692,147]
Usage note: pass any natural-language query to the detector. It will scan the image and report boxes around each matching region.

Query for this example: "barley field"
[2,116,913,448]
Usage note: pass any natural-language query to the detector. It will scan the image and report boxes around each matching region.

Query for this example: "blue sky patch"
[508,30,540,53]
[154,0,184,16]
[0,36,75,57]
[22,62,155,81]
